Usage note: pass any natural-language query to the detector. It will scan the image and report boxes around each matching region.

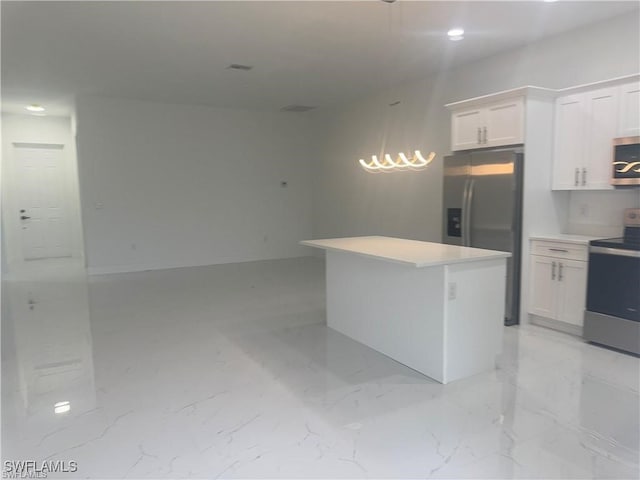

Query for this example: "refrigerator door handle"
[465,179,475,247]
[461,179,470,246]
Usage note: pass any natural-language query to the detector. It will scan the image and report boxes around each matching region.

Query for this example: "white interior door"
[13,145,72,260]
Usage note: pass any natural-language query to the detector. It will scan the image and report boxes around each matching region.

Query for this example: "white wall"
[312,83,447,242]
[75,96,316,274]
[568,190,640,237]
[312,12,640,242]
[1,114,84,267]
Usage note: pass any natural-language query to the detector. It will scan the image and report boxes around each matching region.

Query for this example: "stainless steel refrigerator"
[442,148,523,326]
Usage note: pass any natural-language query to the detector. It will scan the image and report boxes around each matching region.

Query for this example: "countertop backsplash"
[566,190,640,238]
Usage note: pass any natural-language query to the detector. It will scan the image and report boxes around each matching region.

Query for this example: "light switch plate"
[448,282,457,300]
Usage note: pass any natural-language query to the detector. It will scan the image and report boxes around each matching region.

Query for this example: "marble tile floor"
[2,256,639,479]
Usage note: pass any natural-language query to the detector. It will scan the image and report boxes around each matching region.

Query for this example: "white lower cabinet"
[554,259,588,326]
[529,255,557,319]
[529,241,588,328]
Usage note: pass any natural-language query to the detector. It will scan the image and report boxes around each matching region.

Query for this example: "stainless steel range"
[584,208,640,355]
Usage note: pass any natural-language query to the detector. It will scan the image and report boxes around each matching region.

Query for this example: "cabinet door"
[556,259,587,327]
[529,255,557,319]
[618,82,640,137]
[451,108,484,151]
[485,98,525,148]
[552,94,587,190]
[584,87,617,190]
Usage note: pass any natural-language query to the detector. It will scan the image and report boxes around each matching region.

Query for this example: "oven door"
[587,247,640,322]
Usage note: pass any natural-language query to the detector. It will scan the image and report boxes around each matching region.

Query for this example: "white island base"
[301,236,510,384]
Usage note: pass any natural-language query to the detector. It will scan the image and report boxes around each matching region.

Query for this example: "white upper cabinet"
[450,96,524,151]
[552,84,625,190]
[618,81,640,137]
[551,76,640,190]
[484,98,525,147]
[552,94,587,190]
[451,107,485,151]
[585,87,618,190]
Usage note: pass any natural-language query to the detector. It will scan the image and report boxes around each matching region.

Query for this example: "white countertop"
[300,236,510,268]
[530,234,605,245]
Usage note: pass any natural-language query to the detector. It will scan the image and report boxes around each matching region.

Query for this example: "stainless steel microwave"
[612,136,640,186]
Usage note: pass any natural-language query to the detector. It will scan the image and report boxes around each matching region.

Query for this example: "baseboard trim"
[88,264,158,275]
[87,254,314,276]
[529,314,583,337]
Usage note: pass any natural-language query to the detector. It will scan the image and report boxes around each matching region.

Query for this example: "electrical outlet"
[579,204,589,218]
[448,282,457,300]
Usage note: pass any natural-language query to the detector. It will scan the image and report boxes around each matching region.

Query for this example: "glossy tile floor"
[2,257,639,479]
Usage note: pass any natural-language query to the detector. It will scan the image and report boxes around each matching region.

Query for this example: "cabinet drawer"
[530,240,588,261]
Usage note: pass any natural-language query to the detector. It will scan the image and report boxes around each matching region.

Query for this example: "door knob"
[20,215,31,220]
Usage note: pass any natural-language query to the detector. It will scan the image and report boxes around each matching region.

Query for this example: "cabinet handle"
[558,262,564,281]
[551,261,556,280]
[574,168,579,186]
[582,168,587,186]
[483,126,487,144]
[477,127,482,144]
[549,248,569,253]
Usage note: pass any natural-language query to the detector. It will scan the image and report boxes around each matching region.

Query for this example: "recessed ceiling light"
[26,104,45,112]
[544,0,558,2]
[447,28,465,41]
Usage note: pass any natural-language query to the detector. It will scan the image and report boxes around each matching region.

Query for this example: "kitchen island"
[300,236,510,384]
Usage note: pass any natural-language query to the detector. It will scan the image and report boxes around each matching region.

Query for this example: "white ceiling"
[2,1,639,116]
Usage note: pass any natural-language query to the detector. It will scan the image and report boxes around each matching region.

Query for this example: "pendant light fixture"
[359,151,435,172]
[358,0,436,173]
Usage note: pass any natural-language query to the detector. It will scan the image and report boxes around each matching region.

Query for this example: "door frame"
[3,142,81,268]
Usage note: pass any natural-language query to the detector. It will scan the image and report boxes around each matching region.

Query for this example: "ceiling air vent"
[227,64,253,71]
[280,105,317,113]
